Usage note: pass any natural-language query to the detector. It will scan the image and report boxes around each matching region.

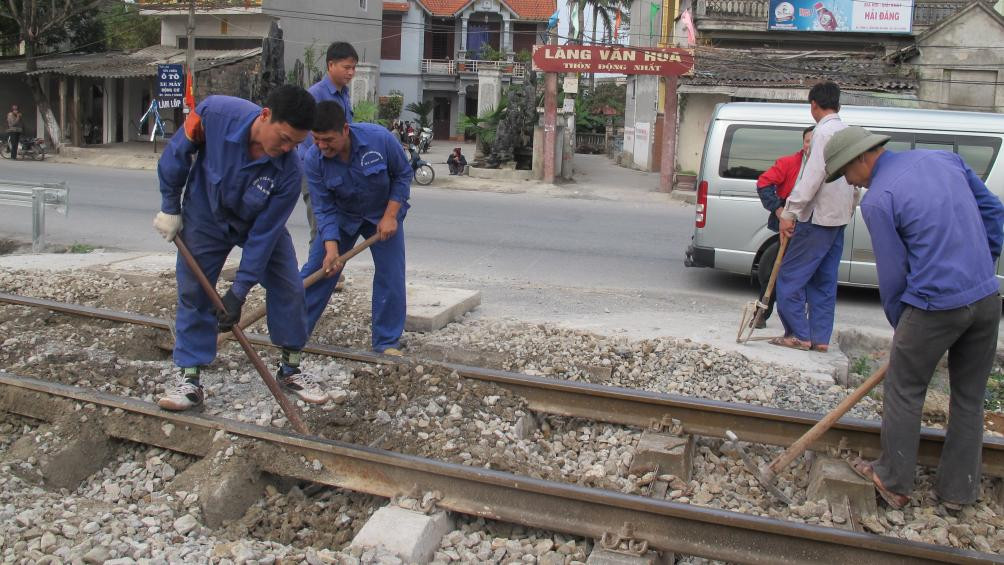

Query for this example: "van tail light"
[695,180,708,228]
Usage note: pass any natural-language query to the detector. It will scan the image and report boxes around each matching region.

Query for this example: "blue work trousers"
[174,208,307,368]
[775,222,845,346]
[301,222,406,352]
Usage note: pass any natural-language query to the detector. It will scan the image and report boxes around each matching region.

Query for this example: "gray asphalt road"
[0,158,890,361]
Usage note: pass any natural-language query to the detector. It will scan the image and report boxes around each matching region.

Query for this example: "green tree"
[353,99,387,126]
[379,93,403,123]
[405,101,432,130]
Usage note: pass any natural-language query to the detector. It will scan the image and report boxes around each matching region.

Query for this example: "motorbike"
[1,136,46,161]
[408,144,435,186]
[418,127,433,153]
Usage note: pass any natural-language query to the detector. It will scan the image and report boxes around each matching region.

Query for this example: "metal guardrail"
[0,180,69,252]
[421,58,527,80]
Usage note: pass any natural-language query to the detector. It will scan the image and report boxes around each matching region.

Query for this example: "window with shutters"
[381,14,402,60]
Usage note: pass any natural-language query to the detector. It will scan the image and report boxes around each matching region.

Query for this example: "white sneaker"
[157,380,204,411]
[278,370,329,404]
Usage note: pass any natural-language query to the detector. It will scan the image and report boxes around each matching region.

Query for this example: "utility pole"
[542,29,558,184]
[186,0,196,110]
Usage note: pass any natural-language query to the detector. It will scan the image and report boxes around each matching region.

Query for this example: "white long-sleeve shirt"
[782,113,858,226]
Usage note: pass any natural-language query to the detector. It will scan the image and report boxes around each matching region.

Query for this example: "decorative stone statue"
[484,77,538,169]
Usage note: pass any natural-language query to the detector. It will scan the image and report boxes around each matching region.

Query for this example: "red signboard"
[532,45,694,76]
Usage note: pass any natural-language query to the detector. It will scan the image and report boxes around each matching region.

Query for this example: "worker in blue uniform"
[153,85,329,411]
[298,41,358,245]
[300,100,413,354]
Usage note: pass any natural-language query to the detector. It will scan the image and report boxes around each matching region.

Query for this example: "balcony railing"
[421,59,527,80]
[703,0,767,19]
[136,0,261,8]
[701,0,979,26]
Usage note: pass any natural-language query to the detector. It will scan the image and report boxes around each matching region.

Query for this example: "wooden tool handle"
[768,362,889,476]
[218,233,381,345]
[174,236,309,435]
[760,235,789,305]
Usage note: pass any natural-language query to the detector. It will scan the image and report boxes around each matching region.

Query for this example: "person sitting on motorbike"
[447,147,467,175]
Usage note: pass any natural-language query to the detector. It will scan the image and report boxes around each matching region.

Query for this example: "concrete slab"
[0,251,148,271]
[586,548,672,565]
[806,456,878,519]
[629,431,694,481]
[168,442,268,528]
[0,251,240,277]
[3,419,112,490]
[405,284,482,332]
[351,505,454,564]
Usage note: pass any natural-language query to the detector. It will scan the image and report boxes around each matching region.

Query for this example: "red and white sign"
[532,45,694,76]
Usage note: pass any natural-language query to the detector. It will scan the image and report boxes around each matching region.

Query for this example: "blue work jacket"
[158,95,302,299]
[304,123,413,242]
[297,75,353,162]
[861,150,1004,327]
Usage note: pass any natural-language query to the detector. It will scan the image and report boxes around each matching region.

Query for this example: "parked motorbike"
[418,127,433,153]
[1,136,46,161]
[408,144,435,185]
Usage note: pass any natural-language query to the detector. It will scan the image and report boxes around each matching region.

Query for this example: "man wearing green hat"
[825,125,1004,509]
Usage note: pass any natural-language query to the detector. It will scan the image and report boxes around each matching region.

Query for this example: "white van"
[684,102,1004,289]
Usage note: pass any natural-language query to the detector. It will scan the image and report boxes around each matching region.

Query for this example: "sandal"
[810,344,829,353]
[850,458,909,509]
[768,336,811,351]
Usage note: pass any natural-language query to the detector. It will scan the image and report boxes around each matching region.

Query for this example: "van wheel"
[757,240,780,292]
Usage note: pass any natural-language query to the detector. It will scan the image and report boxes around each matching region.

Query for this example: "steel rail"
[3,292,1004,477]
[0,372,998,565]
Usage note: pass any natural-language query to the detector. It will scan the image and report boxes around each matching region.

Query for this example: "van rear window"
[720,126,806,180]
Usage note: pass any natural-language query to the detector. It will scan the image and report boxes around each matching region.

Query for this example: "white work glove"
[153,212,182,242]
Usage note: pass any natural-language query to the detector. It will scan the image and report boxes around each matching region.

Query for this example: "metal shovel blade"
[725,430,793,505]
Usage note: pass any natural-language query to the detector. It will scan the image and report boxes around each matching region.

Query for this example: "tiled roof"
[684,49,916,92]
[416,0,554,20]
[0,45,261,78]
[503,0,555,20]
[383,2,410,12]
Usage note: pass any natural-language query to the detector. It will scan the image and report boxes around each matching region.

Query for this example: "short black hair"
[265,85,315,131]
[802,125,815,136]
[312,100,347,133]
[326,42,359,64]
[808,81,840,111]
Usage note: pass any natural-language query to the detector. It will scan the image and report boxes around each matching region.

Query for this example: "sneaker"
[380,347,404,356]
[157,380,204,411]
[278,369,329,404]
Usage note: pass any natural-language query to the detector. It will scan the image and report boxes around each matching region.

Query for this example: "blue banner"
[156,64,185,109]
[768,0,913,33]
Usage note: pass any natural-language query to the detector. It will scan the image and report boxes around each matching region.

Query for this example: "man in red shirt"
[753,126,813,327]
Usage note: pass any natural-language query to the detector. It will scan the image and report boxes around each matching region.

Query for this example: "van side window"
[956,137,1000,180]
[720,125,806,180]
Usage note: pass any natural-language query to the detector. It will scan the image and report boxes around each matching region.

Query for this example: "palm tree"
[405,101,433,130]
[586,0,631,92]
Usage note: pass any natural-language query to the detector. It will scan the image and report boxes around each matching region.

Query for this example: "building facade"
[378,0,554,140]
[623,0,1001,177]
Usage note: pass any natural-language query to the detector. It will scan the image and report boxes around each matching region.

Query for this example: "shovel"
[726,361,889,504]
[737,235,789,344]
[216,234,380,346]
[173,235,310,435]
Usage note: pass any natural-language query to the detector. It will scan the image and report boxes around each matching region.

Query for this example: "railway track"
[1,371,1000,564]
[3,291,1004,478]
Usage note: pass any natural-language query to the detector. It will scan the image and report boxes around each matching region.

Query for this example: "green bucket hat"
[824,126,891,183]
